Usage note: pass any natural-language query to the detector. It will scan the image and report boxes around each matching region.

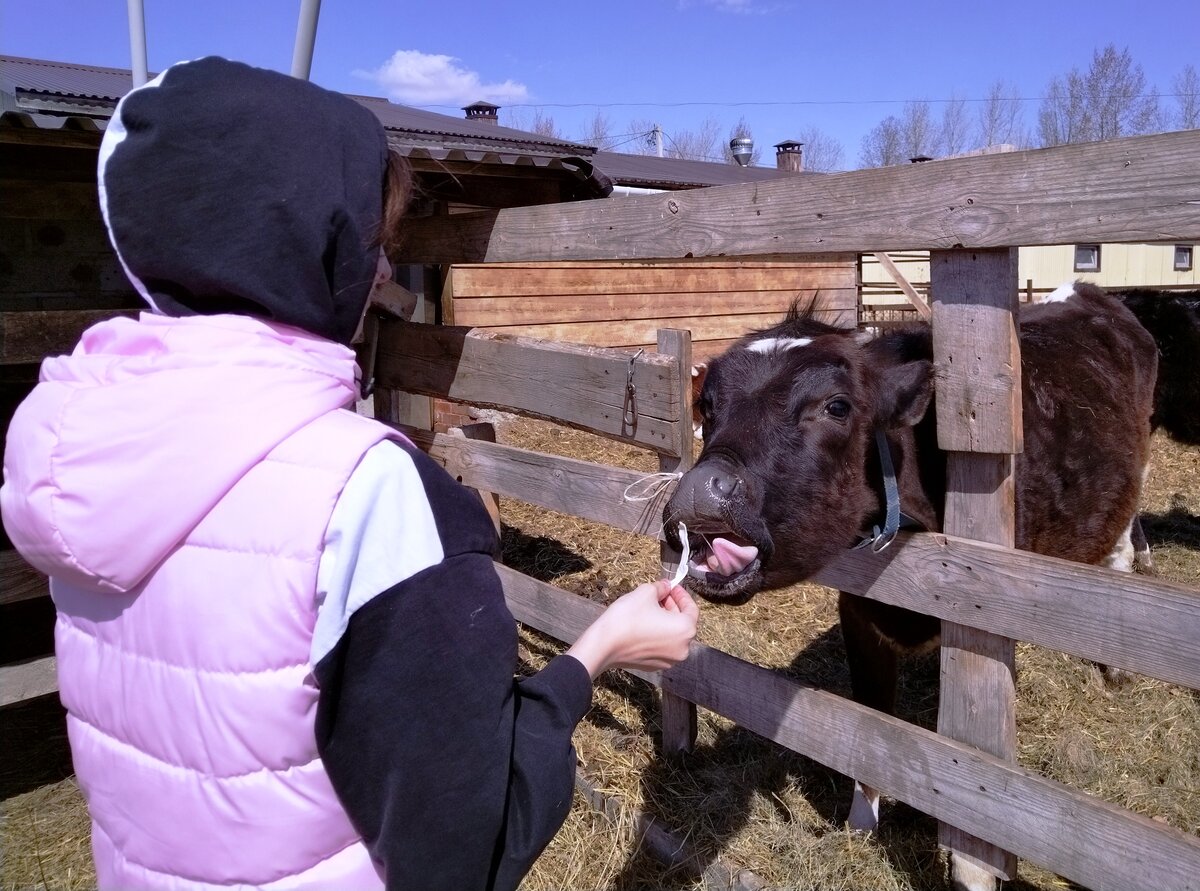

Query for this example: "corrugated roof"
[0,55,594,155]
[1,54,808,191]
[592,150,799,189]
[0,55,136,103]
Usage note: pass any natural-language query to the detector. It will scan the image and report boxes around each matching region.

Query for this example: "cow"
[662,281,1158,842]
[1107,288,1200,572]
[1117,288,1200,446]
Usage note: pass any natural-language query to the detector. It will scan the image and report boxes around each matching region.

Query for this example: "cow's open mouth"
[683,532,763,604]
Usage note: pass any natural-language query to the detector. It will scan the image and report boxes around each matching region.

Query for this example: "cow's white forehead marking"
[1038,282,1077,304]
[745,336,813,354]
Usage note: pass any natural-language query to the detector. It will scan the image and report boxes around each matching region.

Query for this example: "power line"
[419,91,1194,113]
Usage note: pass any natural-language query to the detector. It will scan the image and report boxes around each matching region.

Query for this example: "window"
[1175,244,1194,272]
[1073,244,1101,273]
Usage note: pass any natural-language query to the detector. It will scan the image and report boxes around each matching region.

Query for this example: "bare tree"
[899,101,938,159]
[723,116,762,166]
[977,80,1028,148]
[793,126,845,172]
[580,111,617,150]
[504,107,562,139]
[1037,44,1161,145]
[859,115,905,167]
[1173,64,1200,130]
[939,95,972,156]
[664,116,723,161]
[862,101,938,166]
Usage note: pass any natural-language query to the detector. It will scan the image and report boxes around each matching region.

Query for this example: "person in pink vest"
[0,56,698,891]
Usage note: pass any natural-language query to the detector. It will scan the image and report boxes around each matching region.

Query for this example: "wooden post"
[657,328,699,753]
[372,265,434,429]
[930,248,1020,889]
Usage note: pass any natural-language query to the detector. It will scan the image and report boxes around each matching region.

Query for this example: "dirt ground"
[2,424,1198,891]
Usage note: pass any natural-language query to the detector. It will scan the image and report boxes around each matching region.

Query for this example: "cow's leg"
[1097,517,1137,686]
[949,856,1002,891]
[838,592,899,833]
[1130,514,1155,575]
[1102,517,1136,573]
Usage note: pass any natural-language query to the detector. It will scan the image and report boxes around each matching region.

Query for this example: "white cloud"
[677,0,777,12]
[353,50,529,106]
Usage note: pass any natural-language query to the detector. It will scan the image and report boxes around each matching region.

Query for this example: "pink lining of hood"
[1,313,361,593]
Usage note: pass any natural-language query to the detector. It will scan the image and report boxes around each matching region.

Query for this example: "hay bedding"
[3,426,1198,891]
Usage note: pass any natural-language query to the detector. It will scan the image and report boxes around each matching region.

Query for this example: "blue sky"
[2,0,1196,168]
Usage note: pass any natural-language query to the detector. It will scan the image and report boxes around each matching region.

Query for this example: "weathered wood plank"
[657,328,699,754]
[812,532,1200,692]
[871,252,931,319]
[405,428,673,537]
[398,131,1200,264]
[0,309,138,364]
[2,180,101,220]
[931,248,1021,882]
[447,288,854,327]
[498,566,1200,891]
[931,249,1022,454]
[447,262,856,299]
[0,656,58,707]
[0,551,48,606]
[475,310,849,349]
[374,319,687,455]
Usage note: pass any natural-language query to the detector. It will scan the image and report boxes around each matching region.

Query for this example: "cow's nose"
[708,467,741,499]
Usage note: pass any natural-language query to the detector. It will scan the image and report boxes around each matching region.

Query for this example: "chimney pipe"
[775,140,804,173]
[463,100,501,126]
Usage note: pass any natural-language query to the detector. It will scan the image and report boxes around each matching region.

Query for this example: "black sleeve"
[314,444,593,891]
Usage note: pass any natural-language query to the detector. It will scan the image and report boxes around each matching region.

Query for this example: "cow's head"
[663,311,933,604]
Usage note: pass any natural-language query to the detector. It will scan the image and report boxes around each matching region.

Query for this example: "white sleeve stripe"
[311,441,444,667]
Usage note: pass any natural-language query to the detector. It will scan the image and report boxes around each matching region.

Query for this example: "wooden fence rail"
[364,316,1200,890]
[500,566,1200,891]
[7,129,1200,889]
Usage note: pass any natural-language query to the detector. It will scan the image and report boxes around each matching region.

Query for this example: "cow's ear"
[878,359,933,428]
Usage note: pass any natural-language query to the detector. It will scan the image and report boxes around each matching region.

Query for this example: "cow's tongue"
[704,537,759,575]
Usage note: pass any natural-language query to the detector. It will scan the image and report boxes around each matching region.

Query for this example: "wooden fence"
[442,255,857,363]
[4,129,1200,889]
[384,129,1200,891]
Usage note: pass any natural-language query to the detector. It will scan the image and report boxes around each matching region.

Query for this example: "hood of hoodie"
[98,56,389,345]
[2,313,362,595]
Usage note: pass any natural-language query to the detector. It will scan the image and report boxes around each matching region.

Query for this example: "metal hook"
[623,348,644,430]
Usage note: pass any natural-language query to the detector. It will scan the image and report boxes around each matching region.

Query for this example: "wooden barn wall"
[0,138,137,313]
[440,254,859,363]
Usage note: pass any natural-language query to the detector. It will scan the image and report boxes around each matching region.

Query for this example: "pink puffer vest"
[53,408,391,889]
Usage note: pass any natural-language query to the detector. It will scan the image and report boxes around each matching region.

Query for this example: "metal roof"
[0,55,592,151]
[592,150,798,190]
[0,54,806,191]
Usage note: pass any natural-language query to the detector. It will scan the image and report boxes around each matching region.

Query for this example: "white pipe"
[290,0,322,80]
[609,186,667,199]
[126,0,148,88]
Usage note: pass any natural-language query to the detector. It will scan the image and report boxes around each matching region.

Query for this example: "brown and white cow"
[663,281,1158,833]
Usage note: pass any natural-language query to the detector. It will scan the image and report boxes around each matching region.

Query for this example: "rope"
[622,470,682,503]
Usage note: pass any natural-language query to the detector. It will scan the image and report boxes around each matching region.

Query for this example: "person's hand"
[566,579,699,679]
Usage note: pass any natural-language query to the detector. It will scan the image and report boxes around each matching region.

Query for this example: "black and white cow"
[663,281,1158,834]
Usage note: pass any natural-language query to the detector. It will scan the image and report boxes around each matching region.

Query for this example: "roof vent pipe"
[730,136,754,167]
[291,0,323,80]
[126,0,148,88]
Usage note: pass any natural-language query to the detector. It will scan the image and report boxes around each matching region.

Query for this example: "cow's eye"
[824,397,851,419]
